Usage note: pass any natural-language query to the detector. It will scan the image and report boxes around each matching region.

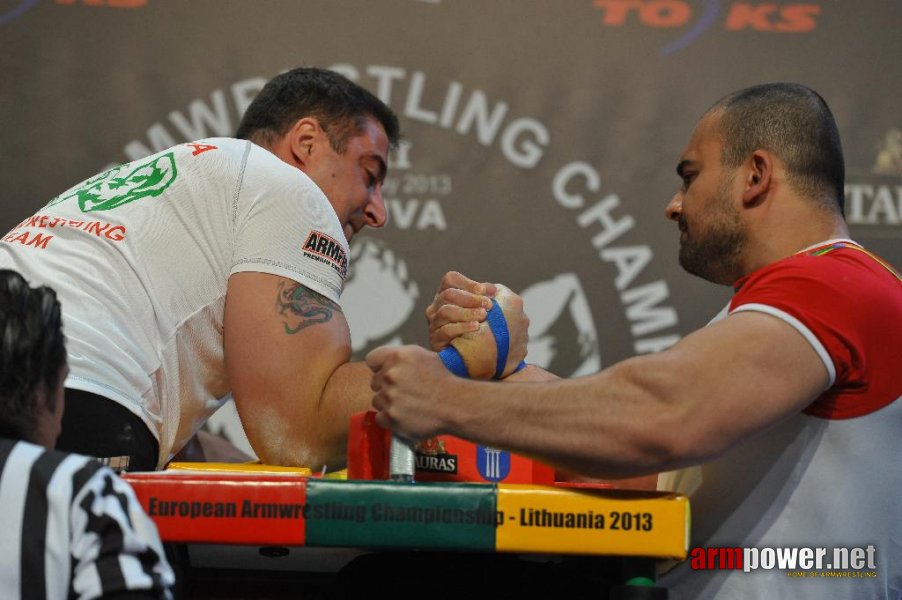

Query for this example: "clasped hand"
[366,271,530,439]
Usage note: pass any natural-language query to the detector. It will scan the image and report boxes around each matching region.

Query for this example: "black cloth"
[57,388,159,471]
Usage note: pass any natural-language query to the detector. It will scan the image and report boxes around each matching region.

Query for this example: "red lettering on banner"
[592,1,820,33]
[594,0,690,27]
[641,0,690,28]
[776,5,820,32]
[187,143,219,156]
[593,0,644,26]
[725,3,778,31]
[56,0,147,7]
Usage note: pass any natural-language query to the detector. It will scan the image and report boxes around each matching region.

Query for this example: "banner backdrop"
[2,0,900,454]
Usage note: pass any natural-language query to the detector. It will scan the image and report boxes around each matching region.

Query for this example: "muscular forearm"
[437,315,829,478]
[502,364,561,383]
[315,360,378,468]
[371,311,830,480]
[437,357,685,479]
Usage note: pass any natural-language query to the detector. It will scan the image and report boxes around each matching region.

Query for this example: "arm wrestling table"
[124,466,689,599]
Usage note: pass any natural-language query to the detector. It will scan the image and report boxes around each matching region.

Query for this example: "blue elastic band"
[439,345,470,378]
[484,300,510,379]
[439,300,526,379]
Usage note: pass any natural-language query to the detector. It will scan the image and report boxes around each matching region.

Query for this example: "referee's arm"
[69,462,175,599]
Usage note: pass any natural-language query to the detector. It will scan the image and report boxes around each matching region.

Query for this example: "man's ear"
[742,149,773,207]
[286,117,321,166]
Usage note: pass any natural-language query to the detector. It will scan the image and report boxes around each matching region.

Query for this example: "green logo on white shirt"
[48,153,177,212]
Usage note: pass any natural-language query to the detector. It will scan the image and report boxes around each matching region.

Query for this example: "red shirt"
[729,241,902,419]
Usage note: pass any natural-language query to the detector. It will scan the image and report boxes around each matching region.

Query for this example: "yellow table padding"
[166,461,313,476]
[496,484,689,559]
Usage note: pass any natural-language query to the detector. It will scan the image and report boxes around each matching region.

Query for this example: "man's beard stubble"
[677,179,746,286]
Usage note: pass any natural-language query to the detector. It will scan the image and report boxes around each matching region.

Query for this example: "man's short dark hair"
[0,269,66,442]
[709,83,845,214]
[235,67,401,153]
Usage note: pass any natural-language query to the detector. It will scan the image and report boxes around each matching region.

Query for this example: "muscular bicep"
[645,309,831,460]
[223,271,351,466]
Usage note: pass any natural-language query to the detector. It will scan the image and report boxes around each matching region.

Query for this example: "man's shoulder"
[742,243,900,295]
[168,137,251,163]
[730,243,902,328]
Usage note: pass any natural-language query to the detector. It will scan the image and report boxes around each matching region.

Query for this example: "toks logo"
[592,0,821,54]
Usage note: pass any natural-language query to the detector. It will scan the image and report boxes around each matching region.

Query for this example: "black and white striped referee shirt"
[0,437,174,599]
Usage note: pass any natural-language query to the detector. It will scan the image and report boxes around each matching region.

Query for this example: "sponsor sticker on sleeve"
[302,231,349,280]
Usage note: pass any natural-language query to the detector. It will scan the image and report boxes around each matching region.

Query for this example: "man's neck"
[742,207,850,276]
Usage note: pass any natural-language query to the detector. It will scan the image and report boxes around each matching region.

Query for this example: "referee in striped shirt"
[0,269,174,599]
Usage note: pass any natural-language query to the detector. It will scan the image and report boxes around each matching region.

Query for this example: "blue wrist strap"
[439,298,527,379]
[485,300,510,380]
[439,345,470,378]
[486,300,527,379]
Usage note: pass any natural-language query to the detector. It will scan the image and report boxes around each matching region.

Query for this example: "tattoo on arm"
[276,281,341,334]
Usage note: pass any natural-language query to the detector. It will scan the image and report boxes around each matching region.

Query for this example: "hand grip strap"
[439,345,470,378]
[439,299,526,379]
[485,299,511,379]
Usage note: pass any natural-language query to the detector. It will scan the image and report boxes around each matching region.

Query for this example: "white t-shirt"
[0,139,349,467]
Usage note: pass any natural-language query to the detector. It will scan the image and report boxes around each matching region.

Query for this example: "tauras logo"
[415,453,458,474]
[415,438,457,474]
[302,230,348,280]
